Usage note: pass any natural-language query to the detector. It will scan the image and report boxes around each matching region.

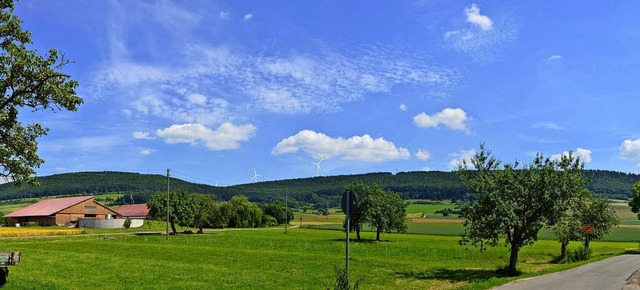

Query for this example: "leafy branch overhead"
[0,0,82,187]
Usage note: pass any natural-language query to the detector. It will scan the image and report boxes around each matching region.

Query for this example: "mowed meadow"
[0,228,637,290]
[1,198,639,289]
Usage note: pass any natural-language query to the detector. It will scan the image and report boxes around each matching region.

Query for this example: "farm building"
[4,196,121,226]
[115,204,149,219]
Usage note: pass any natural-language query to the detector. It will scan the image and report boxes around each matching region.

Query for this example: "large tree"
[553,190,618,258]
[457,144,588,273]
[629,180,640,219]
[190,194,218,234]
[344,181,408,241]
[0,0,82,187]
[147,191,196,234]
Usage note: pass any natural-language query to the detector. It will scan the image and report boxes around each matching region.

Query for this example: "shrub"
[328,266,360,290]
[123,218,132,229]
[566,247,592,263]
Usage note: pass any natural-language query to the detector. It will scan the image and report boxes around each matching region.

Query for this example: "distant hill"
[0,170,637,204]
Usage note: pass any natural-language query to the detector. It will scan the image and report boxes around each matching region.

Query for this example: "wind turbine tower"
[309,156,326,177]
[251,167,263,183]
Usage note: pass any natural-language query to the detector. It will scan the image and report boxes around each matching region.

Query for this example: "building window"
[84,206,97,210]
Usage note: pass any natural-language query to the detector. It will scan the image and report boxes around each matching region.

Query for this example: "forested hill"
[0,170,637,203]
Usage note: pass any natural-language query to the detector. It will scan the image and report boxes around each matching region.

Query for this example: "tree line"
[2,169,638,204]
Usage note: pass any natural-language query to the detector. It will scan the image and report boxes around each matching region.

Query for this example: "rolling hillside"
[0,170,637,204]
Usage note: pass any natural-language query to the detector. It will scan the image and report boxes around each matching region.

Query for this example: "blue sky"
[12,1,640,186]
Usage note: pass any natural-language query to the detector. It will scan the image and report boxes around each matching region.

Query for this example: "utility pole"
[166,168,170,241]
[285,189,288,234]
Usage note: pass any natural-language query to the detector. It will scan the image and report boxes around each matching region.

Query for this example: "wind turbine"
[309,156,326,177]
[251,167,262,183]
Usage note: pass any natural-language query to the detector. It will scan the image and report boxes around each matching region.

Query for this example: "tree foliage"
[630,180,640,220]
[457,144,588,273]
[147,190,196,234]
[261,202,293,225]
[0,0,82,187]
[343,181,408,241]
[553,190,618,259]
[219,195,263,228]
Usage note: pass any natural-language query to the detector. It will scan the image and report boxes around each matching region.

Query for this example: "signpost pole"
[345,190,350,284]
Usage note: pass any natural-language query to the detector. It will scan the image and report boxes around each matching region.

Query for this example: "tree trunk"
[560,241,568,259]
[376,227,381,241]
[508,243,520,274]
[197,226,203,234]
[171,221,177,235]
[356,228,361,241]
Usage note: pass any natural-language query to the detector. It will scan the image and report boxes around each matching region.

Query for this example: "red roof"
[5,196,94,217]
[115,204,149,218]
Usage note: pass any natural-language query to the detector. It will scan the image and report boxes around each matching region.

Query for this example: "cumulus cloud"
[413,108,469,131]
[465,4,493,30]
[620,139,640,164]
[272,130,410,162]
[416,149,430,160]
[532,121,567,130]
[551,147,592,164]
[548,55,562,60]
[156,123,256,150]
[448,149,476,169]
[132,131,155,140]
[399,103,407,112]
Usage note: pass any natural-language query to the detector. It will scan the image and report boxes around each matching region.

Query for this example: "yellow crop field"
[0,228,83,237]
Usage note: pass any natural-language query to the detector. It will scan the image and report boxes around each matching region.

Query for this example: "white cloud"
[416,149,430,160]
[244,13,253,21]
[54,167,66,172]
[421,167,432,171]
[272,130,410,162]
[132,131,156,140]
[413,108,469,131]
[399,103,408,112]
[92,42,459,117]
[551,147,592,164]
[448,149,476,169]
[465,4,492,30]
[620,139,640,164]
[547,55,562,60]
[443,4,516,61]
[156,123,256,150]
[532,121,567,130]
[140,149,152,155]
[219,11,230,20]
[187,93,208,106]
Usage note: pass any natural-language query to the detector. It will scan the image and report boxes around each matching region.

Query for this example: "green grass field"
[1,228,637,289]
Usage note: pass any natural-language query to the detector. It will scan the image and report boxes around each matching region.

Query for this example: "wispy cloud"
[532,121,567,130]
[444,4,516,61]
[132,131,156,140]
[243,13,253,21]
[272,130,410,162]
[448,148,476,169]
[219,11,230,20]
[415,149,430,160]
[413,108,470,131]
[399,103,408,112]
[547,55,562,60]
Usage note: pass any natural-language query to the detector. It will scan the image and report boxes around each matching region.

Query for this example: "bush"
[328,266,360,290]
[123,218,132,229]
[262,215,278,227]
[566,247,592,263]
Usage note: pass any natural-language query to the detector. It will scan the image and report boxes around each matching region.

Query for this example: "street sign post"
[341,190,358,285]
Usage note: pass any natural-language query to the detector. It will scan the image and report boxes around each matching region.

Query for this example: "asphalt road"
[493,254,640,290]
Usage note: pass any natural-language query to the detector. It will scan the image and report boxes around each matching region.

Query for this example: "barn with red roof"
[4,196,121,226]
[115,204,149,219]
